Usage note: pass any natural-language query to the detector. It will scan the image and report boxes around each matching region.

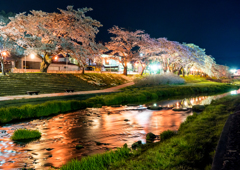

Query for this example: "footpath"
[212,105,240,170]
[0,82,134,102]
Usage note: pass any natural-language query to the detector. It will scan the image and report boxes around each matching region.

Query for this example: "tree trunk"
[186,68,190,75]
[123,65,127,75]
[140,66,146,76]
[1,60,5,76]
[40,54,51,73]
[178,67,183,76]
[82,67,85,74]
[182,68,185,77]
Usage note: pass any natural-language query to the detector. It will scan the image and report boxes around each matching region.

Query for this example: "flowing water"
[0,89,240,169]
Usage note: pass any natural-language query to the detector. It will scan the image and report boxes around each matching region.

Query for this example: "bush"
[134,72,185,87]
[146,132,156,143]
[160,130,176,141]
[11,129,41,141]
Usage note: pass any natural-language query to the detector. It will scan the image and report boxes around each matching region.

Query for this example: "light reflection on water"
[0,90,239,169]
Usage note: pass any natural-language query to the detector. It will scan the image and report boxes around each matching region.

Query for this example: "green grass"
[59,93,240,170]
[98,83,238,105]
[61,145,132,170]
[11,129,41,141]
[181,75,212,83]
[0,92,112,109]
[0,100,87,123]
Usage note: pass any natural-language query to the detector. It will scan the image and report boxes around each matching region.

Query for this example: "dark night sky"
[1,0,240,68]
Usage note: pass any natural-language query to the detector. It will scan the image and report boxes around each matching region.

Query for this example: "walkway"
[212,110,240,170]
[0,82,134,101]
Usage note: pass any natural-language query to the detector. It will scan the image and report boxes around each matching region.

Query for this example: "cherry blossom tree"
[139,38,216,77]
[0,13,23,75]
[181,43,206,75]
[0,6,102,73]
[106,26,145,75]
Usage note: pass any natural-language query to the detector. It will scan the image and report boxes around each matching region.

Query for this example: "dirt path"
[0,82,134,102]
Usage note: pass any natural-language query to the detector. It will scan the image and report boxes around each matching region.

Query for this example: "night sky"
[1,0,240,68]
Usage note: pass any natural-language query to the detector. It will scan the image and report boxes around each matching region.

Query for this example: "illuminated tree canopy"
[0,6,230,78]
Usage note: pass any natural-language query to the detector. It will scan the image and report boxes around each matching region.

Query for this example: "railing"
[11,68,123,74]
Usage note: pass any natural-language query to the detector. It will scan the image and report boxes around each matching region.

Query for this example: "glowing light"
[230,69,237,73]
[30,54,35,59]
[176,102,180,108]
[140,53,143,57]
[153,103,157,107]
[2,51,7,56]
[190,99,194,105]
[54,56,58,60]
[231,90,237,95]
[151,64,158,71]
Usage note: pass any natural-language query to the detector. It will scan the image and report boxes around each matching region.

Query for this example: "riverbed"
[0,89,239,169]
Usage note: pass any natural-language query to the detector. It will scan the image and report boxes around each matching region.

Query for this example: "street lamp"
[30,54,35,59]
[2,51,7,57]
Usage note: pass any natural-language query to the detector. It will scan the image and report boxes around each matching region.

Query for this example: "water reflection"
[0,90,239,169]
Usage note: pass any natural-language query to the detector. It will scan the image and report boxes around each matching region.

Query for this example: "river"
[0,89,239,169]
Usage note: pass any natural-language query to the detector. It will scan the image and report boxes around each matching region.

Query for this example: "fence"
[11,68,123,74]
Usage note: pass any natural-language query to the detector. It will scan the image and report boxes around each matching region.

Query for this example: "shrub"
[134,72,185,87]
[160,130,176,141]
[11,129,41,141]
[146,132,156,143]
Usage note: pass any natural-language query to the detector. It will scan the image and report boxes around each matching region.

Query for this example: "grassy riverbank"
[61,91,240,170]
[0,83,237,124]
[89,83,237,106]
